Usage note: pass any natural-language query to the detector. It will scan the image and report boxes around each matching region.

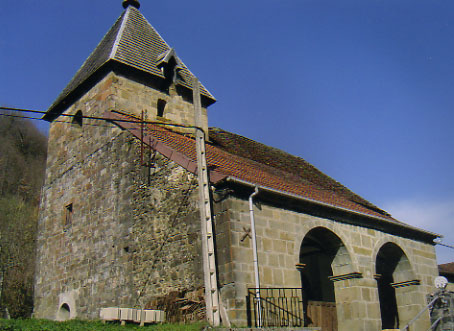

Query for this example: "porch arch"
[371,237,416,277]
[295,223,359,273]
[298,227,354,329]
[375,242,418,329]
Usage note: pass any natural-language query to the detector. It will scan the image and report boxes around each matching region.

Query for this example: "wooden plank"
[307,300,337,331]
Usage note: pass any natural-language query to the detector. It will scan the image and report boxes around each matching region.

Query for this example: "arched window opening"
[72,110,83,127]
[376,242,413,329]
[157,99,166,118]
[57,303,71,321]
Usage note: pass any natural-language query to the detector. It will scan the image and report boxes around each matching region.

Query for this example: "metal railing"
[247,287,304,327]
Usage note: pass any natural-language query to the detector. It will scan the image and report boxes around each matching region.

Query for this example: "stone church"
[34,1,441,330]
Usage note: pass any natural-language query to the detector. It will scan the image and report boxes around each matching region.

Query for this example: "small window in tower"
[64,203,73,229]
[157,99,166,118]
[72,110,83,127]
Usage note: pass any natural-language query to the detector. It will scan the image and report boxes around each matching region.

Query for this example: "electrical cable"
[0,113,113,128]
[0,113,42,121]
[436,242,454,250]
[1,106,206,306]
[0,106,204,132]
[6,108,453,262]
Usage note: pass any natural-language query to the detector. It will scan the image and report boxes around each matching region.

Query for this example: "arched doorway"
[299,227,352,330]
[375,242,415,329]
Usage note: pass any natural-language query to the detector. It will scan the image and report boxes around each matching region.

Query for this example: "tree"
[0,112,47,318]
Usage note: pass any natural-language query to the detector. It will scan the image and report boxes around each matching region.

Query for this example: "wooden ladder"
[193,77,220,326]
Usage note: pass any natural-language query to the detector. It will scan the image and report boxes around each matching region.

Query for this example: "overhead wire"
[0,113,113,128]
[3,107,454,250]
[0,106,134,128]
[0,106,203,131]
[0,113,43,121]
[435,241,454,250]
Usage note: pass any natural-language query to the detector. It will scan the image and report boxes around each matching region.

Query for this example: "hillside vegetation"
[0,114,47,318]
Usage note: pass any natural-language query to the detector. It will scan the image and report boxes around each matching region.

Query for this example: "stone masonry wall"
[215,195,439,330]
[131,152,204,311]
[111,74,209,136]
[35,122,139,319]
[35,73,206,320]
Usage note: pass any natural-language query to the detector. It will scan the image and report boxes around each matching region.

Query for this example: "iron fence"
[247,287,304,327]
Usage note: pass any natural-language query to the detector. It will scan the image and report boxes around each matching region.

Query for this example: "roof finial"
[122,0,140,9]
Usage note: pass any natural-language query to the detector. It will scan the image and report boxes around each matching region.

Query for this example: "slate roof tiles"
[45,6,214,120]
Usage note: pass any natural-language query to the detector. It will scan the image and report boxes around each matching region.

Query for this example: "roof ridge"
[106,113,443,239]
[44,11,126,119]
[208,127,391,217]
[148,124,395,221]
[109,7,130,59]
[44,6,215,121]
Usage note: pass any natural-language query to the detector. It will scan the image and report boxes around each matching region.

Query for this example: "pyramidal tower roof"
[44,2,215,121]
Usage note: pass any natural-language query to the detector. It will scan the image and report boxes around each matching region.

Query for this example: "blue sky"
[1,0,453,264]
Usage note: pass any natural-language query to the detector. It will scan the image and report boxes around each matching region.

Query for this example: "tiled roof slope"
[439,263,454,276]
[45,6,214,118]
[209,128,390,217]
[105,112,435,234]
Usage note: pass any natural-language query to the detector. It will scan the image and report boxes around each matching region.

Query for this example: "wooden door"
[306,300,337,331]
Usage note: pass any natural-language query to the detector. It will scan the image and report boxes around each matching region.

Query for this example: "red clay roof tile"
[106,111,402,224]
[439,262,454,276]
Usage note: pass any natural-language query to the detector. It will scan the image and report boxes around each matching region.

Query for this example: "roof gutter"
[225,177,441,239]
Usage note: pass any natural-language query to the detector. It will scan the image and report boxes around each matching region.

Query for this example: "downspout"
[249,187,262,328]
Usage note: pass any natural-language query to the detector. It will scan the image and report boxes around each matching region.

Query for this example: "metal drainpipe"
[249,187,262,327]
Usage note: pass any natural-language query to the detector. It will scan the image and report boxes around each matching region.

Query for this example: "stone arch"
[295,222,359,273]
[299,227,355,301]
[298,226,356,329]
[56,303,71,321]
[375,241,418,329]
[372,238,416,279]
[56,290,78,321]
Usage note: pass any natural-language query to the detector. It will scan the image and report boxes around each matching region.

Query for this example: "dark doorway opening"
[299,227,348,330]
[376,242,412,329]
[57,303,71,321]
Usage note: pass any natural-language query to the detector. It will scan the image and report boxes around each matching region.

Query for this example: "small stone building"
[439,263,454,291]
[428,263,454,330]
[34,1,441,330]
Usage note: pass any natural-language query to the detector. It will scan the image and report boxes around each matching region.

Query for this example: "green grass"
[0,319,206,331]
